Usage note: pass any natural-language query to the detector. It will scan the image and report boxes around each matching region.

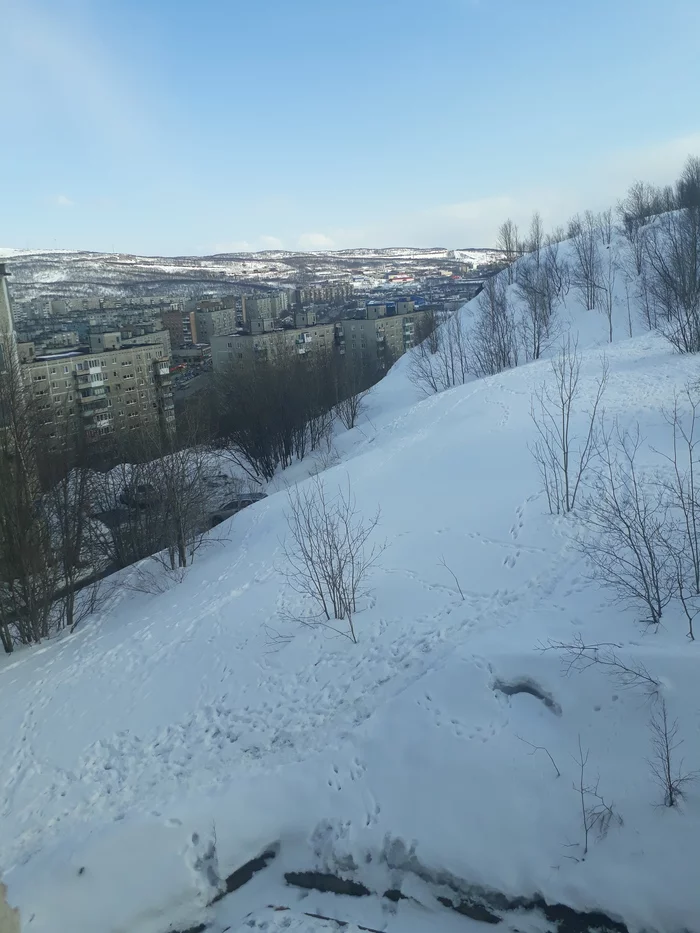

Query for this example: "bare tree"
[527,212,545,267]
[408,309,470,395]
[530,338,607,514]
[648,698,698,807]
[334,391,367,430]
[540,634,660,698]
[154,443,215,572]
[333,356,373,430]
[515,243,565,362]
[414,306,440,355]
[644,204,700,353]
[497,218,520,283]
[40,435,109,633]
[617,180,661,276]
[597,208,614,248]
[469,276,518,377]
[569,212,602,311]
[656,391,700,639]
[676,155,700,210]
[596,241,619,343]
[571,736,622,859]
[0,335,59,651]
[577,422,674,626]
[280,474,386,643]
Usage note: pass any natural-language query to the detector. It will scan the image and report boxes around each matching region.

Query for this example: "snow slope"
[1,241,699,933]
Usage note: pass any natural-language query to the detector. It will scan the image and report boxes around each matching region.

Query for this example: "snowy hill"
[0,246,503,303]
[1,234,699,933]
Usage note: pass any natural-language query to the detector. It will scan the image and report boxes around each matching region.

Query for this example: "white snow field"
[1,238,700,933]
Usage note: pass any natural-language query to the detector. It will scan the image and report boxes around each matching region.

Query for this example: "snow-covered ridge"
[1,230,699,933]
[0,245,504,302]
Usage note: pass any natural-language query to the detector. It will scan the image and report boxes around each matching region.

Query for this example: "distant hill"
[0,246,506,302]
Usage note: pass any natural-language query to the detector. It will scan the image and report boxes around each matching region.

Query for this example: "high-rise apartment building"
[20,327,174,448]
[211,302,426,373]
[0,263,18,376]
[161,310,195,350]
[192,306,237,345]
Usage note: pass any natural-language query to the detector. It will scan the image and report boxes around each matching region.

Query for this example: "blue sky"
[1,0,699,256]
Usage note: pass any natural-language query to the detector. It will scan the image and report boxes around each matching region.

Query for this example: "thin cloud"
[259,235,284,250]
[54,194,74,208]
[297,232,335,250]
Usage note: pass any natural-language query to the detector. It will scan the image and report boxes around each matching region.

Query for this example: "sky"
[1,0,699,256]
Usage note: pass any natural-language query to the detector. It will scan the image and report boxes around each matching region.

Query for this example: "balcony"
[76,372,104,388]
[82,404,110,420]
[79,388,106,402]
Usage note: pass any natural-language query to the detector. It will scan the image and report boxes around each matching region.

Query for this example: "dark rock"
[438,895,502,924]
[383,888,407,902]
[211,847,278,904]
[284,871,371,897]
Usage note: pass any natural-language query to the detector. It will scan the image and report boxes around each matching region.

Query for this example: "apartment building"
[334,309,422,366]
[212,322,337,370]
[192,306,237,345]
[241,292,288,324]
[0,263,18,375]
[161,309,195,350]
[20,327,174,448]
[211,303,427,373]
[292,284,353,306]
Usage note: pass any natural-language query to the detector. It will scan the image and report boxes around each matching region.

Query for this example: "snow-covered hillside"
[0,246,502,303]
[1,237,699,933]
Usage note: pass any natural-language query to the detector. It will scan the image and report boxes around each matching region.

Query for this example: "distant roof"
[33,349,87,361]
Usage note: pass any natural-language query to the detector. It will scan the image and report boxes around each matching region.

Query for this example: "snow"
[1,232,700,932]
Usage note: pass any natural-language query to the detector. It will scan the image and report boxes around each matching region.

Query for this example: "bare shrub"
[577,423,674,626]
[644,205,700,353]
[596,241,619,343]
[648,698,698,807]
[530,337,607,514]
[656,391,700,639]
[334,389,368,431]
[571,736,622,860]
[280,474,386,642]
[497,218,520,284]
[540,633,660,698]
[408,309,469,395]
[469,276,518,377]
[569,211,602,311]
[515,256,559,362]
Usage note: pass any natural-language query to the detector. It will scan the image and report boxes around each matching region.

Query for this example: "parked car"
[210,492,267,527]
[119,483,161,509]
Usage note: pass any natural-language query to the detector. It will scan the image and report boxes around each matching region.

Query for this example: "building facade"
[192,306,237,345]
[20,328,174,448]
[161,310,195,350]
[0,264,18,376]
[211,304,426,373]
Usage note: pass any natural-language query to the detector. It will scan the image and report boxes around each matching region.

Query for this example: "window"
[64,366,69,373]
